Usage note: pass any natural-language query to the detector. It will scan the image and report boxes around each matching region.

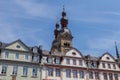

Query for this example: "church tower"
[51,8,73,53]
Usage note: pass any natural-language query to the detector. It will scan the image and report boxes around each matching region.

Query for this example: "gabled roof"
[2,39,31,51]
[99,52,116,61]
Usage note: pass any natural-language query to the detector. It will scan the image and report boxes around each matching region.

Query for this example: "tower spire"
[61,6,68,28]
[115,42,120,59]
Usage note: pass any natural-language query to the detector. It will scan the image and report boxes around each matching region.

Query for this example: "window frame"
[32,67,38,77]
[56,69,60,77]
[66,69,71,78]
[23,66,28,76]
[5,52,9,58]
[48,68,53,76]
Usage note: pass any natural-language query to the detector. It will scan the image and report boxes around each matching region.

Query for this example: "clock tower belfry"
[51,8,73,54]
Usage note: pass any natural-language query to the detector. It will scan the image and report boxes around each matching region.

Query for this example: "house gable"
[100,52,115,62]
[5,40,30,52]
[65,48,83,58]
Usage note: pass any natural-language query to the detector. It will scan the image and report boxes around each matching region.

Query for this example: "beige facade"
[0,40,42,80]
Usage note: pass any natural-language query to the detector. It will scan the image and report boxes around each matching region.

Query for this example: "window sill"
[31,76,38,78]
[0,74,6,76]
[11,75,17,76]
[21,75,27,77]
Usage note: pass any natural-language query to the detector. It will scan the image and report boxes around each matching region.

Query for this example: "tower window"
[64,42,70,47]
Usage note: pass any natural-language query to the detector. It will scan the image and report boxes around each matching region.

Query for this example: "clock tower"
[51,8,73,54]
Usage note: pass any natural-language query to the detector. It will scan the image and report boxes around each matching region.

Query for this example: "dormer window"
[55,58,60,64]
[48,57,53,64]
[33,47,38,53]
[16,45,20,48]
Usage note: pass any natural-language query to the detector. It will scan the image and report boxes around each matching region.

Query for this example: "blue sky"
[0,0,120,57]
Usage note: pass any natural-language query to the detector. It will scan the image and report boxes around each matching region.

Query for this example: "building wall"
[0,62,40,80]
[1,50,32,62]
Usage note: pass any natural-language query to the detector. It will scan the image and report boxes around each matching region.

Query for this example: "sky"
[0,0,120,57]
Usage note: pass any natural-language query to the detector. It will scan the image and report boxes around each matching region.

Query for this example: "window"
[55,58,60,64]
[108,64,111,69]
[15,53,19,59]
[114,74,118,80]
[103,73,108,80]
[48,57,53,63]
[12,66,18,75]
[73,59,76,65]
[89,71,93,79]
[5,52,9,58]
[113,64,116,69]
[79,60,83,66]
[95,72,99,79]
[106,57,110,60]
[23,66,28,76]
[1,65,7,75]
[88,62,92,68]
[33,47,38,53]
[16,45,20,48]
[66,69,71,78]
[66,58,70,64]
[94,64,97,68]
[79,70,84,78]
[25,54,29,60]
[56,69,60,77]
[102,63,106,68]
[73,70,77,78]
[109,73,113,80]
[32,67,37,77]
[72,52,76,55]
[48,68,53,76]
[33,56,39,62]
